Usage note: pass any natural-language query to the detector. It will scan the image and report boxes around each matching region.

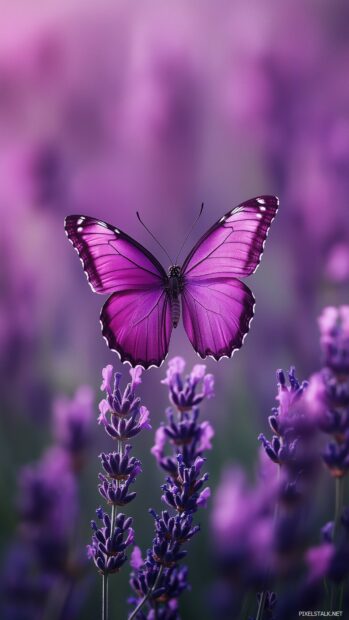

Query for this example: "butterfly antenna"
[136,211,174,265]
[174,202,204,264]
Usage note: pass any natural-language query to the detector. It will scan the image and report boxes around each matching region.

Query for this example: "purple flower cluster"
[259,367,319,503]
[209,307,349,619]
[88,508,134,575]
[2,387,93,620]
[211,367,323,619]
[303,307,349,605]
[87,365,150,617]
[307,307,349,478]
[129,357,214,620]
[53,386,93,470]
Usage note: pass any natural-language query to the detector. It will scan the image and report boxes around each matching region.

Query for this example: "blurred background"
[1,0,349,618]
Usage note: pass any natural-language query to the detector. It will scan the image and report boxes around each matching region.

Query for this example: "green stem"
[105,440,123,617]
[239,593,249,620]
[41,577,71,620]
[256,591,267,620]
[334,477,344,540]
[128,565,164,620]
[111,503,116,532]
[256,466,281,620]
[102,574,108,620]
[339,582,344,610]
[330,477,344,611]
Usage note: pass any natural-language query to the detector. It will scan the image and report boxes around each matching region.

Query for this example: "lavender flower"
[89,365,150,619]
[88,508,134,574]
[302,307,349,612]
[129,357,214,620]
[2,387,93,620]
[53,386,93,470]
[306,508,349,589]
[307,307,349,479]
[259,367,318,493]
[151,361,214,477]
[18,447,77,548]
[210,366,321,620]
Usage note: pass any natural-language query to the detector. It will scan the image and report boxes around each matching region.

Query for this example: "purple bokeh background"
[1,1,348,618]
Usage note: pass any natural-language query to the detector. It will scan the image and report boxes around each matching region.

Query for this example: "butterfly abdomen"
[171,297,181,328]
[168,266,183,328]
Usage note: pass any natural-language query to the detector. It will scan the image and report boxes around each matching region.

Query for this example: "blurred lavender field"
[1,1,349,618]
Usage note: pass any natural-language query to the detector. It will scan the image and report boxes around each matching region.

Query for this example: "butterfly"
[65,195,278,369]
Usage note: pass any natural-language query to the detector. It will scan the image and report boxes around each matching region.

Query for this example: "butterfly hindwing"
[101,288,172,368]
[181,278,255,360]
[65,215,172,368]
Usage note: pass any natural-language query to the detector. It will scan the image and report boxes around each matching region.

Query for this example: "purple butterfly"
[65,195,278,369]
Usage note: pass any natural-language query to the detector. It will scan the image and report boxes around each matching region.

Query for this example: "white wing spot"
[77,217,85,225]
[98,220,108,228]
[114,228,121,234]
[231,206,243,215]
[256,213,263,219]
[259,205,266,212]
[257,198,266,205]
[219,216,226,223]
[77,226,83,232]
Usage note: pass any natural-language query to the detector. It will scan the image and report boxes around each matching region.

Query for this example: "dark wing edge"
[64,214,168,293]
[182,195,279,277]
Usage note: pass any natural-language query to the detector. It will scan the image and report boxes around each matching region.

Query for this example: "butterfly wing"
[65,215,172,368]
[65,215,168,293]
[181,196,278,359]
[181,279,255,360]
[182,196,279,279]
[101,288,172,368]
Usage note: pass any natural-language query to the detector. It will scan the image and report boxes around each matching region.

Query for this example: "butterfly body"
[166,265,183,328]
[65,195,278,369]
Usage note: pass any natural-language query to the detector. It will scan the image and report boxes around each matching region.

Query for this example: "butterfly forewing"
[182,196,279,279]
[65,215,167,293]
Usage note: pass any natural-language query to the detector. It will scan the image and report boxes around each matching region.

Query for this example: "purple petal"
[125,527,135,546]
[198,421,215,451]
[190,364,206,383]
[151,427,167,461]
[101,365,114,394]
[203,374,215,399]
[139,406,151,430]
[98,399,110,426]
[318,306,338,340]
[161,357,186,385]
[130,545,144,569]
[197,486,211,508]
[129,366,143,389]
[306,543,335,581]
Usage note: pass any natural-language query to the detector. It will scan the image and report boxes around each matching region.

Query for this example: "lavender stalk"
[87,365,150,620]
[129,356,214,620]
[306,306,349,610]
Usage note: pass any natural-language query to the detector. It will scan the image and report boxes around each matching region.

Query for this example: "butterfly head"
[168,265,181,278]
